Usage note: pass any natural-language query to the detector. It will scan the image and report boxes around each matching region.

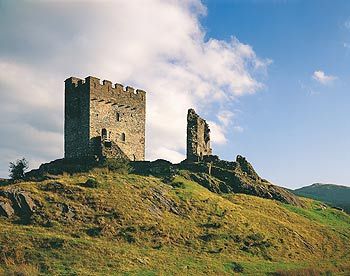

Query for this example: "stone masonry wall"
[186,108,212,161]
[64,77,90,159]
[64,76,146,161]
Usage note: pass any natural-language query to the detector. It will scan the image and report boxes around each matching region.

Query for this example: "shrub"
[9,158,29,181]
[86,227,103,237]
[170,181,185,189]
[225,262,244,273]
[83,178,100,188]
[102,158,131,174]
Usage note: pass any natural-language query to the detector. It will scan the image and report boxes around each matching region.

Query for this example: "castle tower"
[186,108,212,161]
[64,76,146,161]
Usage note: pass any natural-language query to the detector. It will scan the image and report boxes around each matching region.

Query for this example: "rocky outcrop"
[179,155,303,207]
[26,158,97,180]
[0,188,36,221]
[231,155,301,206]
[0,200,15,217]
[234,155,261,180]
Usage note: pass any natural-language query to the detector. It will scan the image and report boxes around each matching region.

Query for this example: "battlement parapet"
[65,77,83,89]
[65,76,146,100]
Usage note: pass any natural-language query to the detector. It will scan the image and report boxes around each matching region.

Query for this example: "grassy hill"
[294,183,350,214]
[0,167,350,275]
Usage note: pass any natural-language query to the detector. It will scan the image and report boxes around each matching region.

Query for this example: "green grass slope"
[294,183,350,213]
[1,170,350,275]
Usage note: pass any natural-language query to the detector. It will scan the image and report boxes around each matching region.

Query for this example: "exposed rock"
[41,181,82,194]
[131,159,179,185]
[142,187,182,217]
[0,199,15,217]
[41,181,66,192]
[57,202,75,220]
[179,155,302,206]
[0,189,36,220]
[26,158,98,180]
[186,172,231,194]
[332,206,344,212]
[11,191,36,218]
[235,155,260,180]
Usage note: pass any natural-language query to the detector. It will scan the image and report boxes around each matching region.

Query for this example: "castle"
[186,109,212,161]
[64,76,211,163]
[64,76,146,161]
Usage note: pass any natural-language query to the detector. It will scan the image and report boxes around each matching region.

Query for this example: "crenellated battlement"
[65,76,146,101]
[64,75,146,161]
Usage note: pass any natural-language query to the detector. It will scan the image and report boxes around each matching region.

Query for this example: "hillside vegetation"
[0,167,350,275]
[294,183,350,214]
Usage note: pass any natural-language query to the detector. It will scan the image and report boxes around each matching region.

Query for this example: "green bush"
[225,262,244,273]
[9,157,28,180]
[101,158,131,174]
[83,178,100,188]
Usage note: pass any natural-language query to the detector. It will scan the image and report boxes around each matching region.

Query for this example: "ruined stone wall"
[64,77,90,159]
[186,109,212,161]
[64,76,146,161]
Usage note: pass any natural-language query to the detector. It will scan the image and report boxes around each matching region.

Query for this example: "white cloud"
[0,0,269,175]
[233,126,244,133]
[344,42,350,49]
[345,20,350,30]
[207,121,228,145]
[312,70,337,85]
[217,110,235,127]
[209,111,243,145]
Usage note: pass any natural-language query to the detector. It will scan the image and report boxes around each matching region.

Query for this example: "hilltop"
[0,158,350,275]
[294,183,350,214]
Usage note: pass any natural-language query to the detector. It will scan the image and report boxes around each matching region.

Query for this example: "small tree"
[9,158,29,180]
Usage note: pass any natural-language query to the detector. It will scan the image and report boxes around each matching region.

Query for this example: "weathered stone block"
[0,200,15,217]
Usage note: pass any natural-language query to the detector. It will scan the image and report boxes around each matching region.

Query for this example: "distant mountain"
[294,183,350,213]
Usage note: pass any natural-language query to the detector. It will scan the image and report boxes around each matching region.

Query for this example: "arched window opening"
[121,133,126,142]
[116,112,120,122]
[101,128,107,140]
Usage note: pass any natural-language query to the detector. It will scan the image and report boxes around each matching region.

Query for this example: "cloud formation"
[345,20,350,30]
[0,0,269,177]
[312,70,337,85]
[217,110,235,127]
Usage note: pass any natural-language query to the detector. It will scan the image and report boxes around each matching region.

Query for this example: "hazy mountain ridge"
[294,183,350,213]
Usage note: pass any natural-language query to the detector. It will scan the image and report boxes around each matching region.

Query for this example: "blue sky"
[0,0,349,189]
[201,0,350,187]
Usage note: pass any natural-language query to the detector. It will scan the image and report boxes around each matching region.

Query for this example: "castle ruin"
[64,76,212,163]
[64,76,146,161]
[186,108,212,161]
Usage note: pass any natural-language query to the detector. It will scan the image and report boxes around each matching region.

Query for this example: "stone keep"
[64,76,146,161]
[186,109,212,161]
